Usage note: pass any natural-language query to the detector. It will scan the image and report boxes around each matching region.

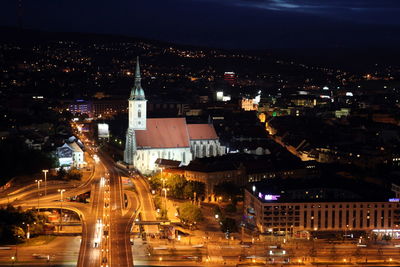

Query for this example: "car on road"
[176,229,190,236]
[32,254,54,260]
[182,255,201,262]
[153,246,168,250]
[240,242,253,248]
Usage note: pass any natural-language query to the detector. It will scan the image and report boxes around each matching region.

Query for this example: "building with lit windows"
[241,98,258,111]
[224,71,236,85]
[69,100,93,116]
[245,177,400,238]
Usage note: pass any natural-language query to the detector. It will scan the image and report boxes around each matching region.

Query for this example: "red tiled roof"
[155,158,181,168]
[187,124,218,140]
[135,118,190,148]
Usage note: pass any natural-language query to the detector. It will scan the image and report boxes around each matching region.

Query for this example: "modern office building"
[245,177,400,238]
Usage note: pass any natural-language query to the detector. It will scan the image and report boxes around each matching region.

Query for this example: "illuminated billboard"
[98,123,110,139]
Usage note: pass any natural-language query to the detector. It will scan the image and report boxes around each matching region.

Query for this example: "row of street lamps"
[34,179,65,232]
[34,169,49,211]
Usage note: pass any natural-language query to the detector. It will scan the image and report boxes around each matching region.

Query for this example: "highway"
[11,131,400,267]
[100,151,136,267]
[131,175,159,234]
[5,143,400,267]
[0,141,141,267]
[76,152,113,267]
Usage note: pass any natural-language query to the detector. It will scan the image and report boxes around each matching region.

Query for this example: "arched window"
[202,145,207,158]
[196,145,200,158]
[209,145,214,157]
[138,109,141,118]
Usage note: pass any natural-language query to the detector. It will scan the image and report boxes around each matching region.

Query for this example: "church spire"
[130,56,145,100]
[135,56,141,80]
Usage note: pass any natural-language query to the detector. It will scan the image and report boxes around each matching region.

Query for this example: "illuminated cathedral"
[124,58,225,174]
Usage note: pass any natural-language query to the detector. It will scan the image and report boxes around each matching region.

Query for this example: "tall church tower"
[129,57,147,130]
[124,57,147,165]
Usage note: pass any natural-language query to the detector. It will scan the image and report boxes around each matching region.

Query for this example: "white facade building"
[57,142,85,168]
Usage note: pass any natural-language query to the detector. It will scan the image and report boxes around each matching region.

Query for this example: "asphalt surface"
[77,156,107,267]
[101,151,135,267]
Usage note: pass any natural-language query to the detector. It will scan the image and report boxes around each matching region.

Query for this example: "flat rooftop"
[248,177,395,203]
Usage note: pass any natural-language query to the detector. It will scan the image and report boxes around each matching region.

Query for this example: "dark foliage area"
[0,137,57,186]
[0,205,46,244]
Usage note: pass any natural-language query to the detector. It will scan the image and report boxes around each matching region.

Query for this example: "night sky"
[0,0,400,49]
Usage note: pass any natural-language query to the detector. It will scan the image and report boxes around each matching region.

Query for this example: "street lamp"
[22,222,30,239]
[42,170,48,196]
[58,189,66,232]
[35,179,42,212]
[162,188,168,214]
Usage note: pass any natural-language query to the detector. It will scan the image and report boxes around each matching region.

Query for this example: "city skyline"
[1,1,400,266]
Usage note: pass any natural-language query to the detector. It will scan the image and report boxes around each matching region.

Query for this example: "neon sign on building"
[258,193,281,201]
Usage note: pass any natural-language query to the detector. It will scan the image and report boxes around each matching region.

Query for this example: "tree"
[0,205,46,244]
[66,168,82,180]
[0,137,57,186]
[153,195,162,210]
[158,208,168,220]
[179,203,203,224]
[183,181,205,199]
[214,206,222,218]
[225,203,237,213]
[166,175,186,199]
[57,167,67,180]
[148,175,162,190]
[220,217,238,233]
[10,226,25,243]
[214,181,240,201]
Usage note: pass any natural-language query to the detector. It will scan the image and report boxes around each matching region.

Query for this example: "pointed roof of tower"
[129,56,145,100]
[135,56,141,79]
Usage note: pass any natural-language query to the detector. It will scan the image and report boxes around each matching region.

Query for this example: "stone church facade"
[124,58,225,174]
